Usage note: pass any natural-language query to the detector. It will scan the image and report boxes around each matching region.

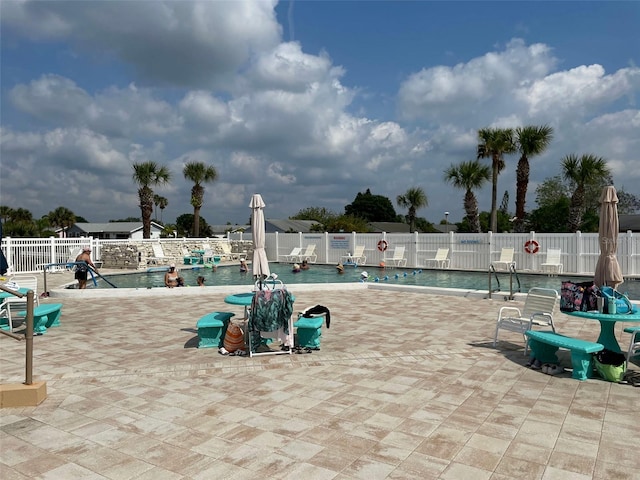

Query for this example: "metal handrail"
[0,285,35,385]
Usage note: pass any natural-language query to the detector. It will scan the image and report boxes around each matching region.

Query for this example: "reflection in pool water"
[88,264,640,300]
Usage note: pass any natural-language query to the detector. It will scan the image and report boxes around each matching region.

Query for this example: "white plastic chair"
[493,287,559,355]
[3,275,40,331]
[279,247,301,263]
[491,248,516,270]
[540,249,563,274]
[341,245,366,265]
[296,245,317,263]
[424,248,450,269]
[383,246,407,267]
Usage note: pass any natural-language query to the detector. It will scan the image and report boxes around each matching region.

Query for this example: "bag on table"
[223,322,245,353]
[599,286,637,314]
[593,349,626,382]
[560,280,599,312]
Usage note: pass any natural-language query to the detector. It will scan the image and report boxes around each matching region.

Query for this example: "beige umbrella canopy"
[250,194,270,280]
[594,185,624,289]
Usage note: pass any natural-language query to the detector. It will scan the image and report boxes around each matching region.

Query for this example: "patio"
[1,273,638,479]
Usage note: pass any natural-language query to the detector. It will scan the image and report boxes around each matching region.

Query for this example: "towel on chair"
[301,305,331,328]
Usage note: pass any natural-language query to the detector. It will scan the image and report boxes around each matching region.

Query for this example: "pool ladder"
[488,263,521,300]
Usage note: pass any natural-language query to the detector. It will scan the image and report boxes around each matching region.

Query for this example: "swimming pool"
[87,264,640,299]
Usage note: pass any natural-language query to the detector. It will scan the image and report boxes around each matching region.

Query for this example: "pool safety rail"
[488,263,521,300]
[0,285,37,385]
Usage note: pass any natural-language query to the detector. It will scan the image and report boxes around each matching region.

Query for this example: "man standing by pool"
[75,246,98,289]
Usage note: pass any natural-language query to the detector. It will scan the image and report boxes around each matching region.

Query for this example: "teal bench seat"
[294,315,324,350]
[196,312,235,348]
[525,330,604,381]
[17,303,63,334]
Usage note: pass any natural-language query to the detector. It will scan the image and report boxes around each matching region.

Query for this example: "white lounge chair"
[341,245,366,266]
[2,275,40,330]
[148,244,177,265]
[383,246,407,267]
[493,287,558,355]
[279,247,301,263]
[491,248,516,270]
[540,248,563,274]
[424,248,450,269]
[219,242,238,261]
[296,244,317,263]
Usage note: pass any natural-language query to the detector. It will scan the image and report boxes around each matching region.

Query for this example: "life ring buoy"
[377,240,389,252]
[524,240,539,254]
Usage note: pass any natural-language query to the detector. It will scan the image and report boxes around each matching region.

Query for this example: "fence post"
[576,231,583,274]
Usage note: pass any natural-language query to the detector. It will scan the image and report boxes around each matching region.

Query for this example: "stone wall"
[99,241,251,269]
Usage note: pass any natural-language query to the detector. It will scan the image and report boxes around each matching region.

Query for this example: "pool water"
[89,264,640,299]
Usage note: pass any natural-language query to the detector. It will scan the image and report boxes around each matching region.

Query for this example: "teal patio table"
[569,310,640,353]
[0,288,30,300]
[224,292,254,319]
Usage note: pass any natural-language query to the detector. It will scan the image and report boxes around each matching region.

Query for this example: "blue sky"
[1,1,639,228]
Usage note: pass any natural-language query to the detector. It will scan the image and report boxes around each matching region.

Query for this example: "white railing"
[2,231,639,277]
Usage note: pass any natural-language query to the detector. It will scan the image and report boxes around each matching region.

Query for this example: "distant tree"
[414,217,439,233]
[477,127,516,233]
[444,160,490,233]
[132,161,171,239]
[291,207,337,226]
[175,213,213,238]
[499,191,510,216]
[183,161,217,237]
[109,217,141,222]
[0,206,14,224]
[528,197,571,233]
[345,189,397,222]
[47,206,76,237]
[514,125,554,231]
[75,216,89,223]
[561,154,610,232]
[617,189,640,215]
[156,196,168,224]
[323,215,371,233]
[396,187,428,233]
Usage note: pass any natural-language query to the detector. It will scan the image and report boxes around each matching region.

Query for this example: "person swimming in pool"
[239,259,248,273]
[164,264,184,288]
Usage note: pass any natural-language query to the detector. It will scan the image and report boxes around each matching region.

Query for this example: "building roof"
[244,219,319,234]
[367,222,411,233]
[619,214,640,232]
[71,222,163,233]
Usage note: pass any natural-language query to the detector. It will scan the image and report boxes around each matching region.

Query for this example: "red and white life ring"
[377,240,389,252]
[524,240,539,254]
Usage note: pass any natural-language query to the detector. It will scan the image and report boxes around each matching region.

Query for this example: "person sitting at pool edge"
[301,259,310,270]
[292,263,301,273]
[165,263,183,288]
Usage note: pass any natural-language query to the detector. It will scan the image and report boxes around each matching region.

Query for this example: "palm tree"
[183,161,217,237]
[157,196,168,225]
[132,161,171,239]
[562,154,610,232]
[47,206,76,237]
[444,160,491,233]
[477,127,516,233]
[396,187,428,233]
[514,125,554,231]
[153,194,161,221]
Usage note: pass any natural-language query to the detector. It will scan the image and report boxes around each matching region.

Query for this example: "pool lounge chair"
[2,275,40,330]
[279,247,301,263]
[341,245,366,266]
[540,248,563,274]
[424,248,450,269]
[148,244,178,265]
[296,244,317,263]
[491,248,516,270]
[493,287,558,355]
[219,242,238,261]
[383,246,407,267]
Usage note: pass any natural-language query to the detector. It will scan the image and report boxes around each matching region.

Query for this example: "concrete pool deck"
[1,270,639,479]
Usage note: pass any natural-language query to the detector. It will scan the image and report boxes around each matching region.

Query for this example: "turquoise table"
[569,311,640,353]
[224,292,254,319]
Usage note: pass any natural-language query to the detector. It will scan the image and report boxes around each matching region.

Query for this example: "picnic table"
[569,310,640,353]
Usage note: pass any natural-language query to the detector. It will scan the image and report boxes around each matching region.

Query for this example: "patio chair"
[491,247,516,270]
[340,245,366,266]
[219,242,238,261]
[540,248,563,274]
[383,246,407,267]
[493,287,559,355]
[182,248,200,265]
[297,244,317,263]
[2,275,40,330]
[279,247,301,263]
[624,326,640,372]
[424,248,450,269]
[148,244,177,265]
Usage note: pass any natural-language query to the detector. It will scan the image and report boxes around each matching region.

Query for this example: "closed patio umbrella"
[250,194,270,279]
[594,185,623,289]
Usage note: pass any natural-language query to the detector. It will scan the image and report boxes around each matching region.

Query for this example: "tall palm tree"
[477,127,516,233]
[157,196,168,225]
[444,160,491,233]
[561,154,610,232]
[132,161,171,239]
[514,125,554,231]
[396,187,428,233]
[183,161,217,237]
[47,206,76,237]
[153,194,161,221]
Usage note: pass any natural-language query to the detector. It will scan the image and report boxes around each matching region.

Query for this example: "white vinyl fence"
[2,231,640,277]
